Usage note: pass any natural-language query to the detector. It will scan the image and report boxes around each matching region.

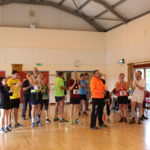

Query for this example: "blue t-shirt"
[79,80,88,95]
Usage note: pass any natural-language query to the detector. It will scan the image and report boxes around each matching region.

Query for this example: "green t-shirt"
[54,77,64,97]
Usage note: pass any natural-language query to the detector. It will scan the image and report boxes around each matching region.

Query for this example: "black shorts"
[10,98,20,109]
[80,94,87,101]
[118,96,128,104]
[0,100,11,110]
[30,92,42,105]
[70,98,81,104]
[40,99,49,110]
[55,96,64,102]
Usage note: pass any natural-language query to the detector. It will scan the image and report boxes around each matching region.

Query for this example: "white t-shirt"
[132,78,146,98]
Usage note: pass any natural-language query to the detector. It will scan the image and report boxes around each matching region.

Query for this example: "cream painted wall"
[0,27,105,50]
[106,13,150,91]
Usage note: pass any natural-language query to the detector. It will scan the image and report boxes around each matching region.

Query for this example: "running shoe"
[45,119,51,123]
[15,123,23,128]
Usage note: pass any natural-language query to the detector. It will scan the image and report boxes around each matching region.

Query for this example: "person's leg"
[86,93,90,111]
[45,100,50,123]
[106,103,111,122]
[59,99,68,122]
[75,104,80,120]
[81,99,87,115]
[60,99,64,119]
[54,101,60,120]
[123,104,127,118]
[74,103,81,124]
[36,104,42,126]
[31,104,36,127]
[5,110,10,128]
[5,110,10,131]
[131,102,136,118]
[40,101,43,116]
[14,108,18,124]
[90,99,98,129]
[138,103,143,118]
[29,98,32,118]
[14,99,22,127]
[98,99,106,126]
[22,97,27,119]
[9,109,12,126]
[8,109,11,128]
[70,104,74,124]
[0,109,4,129]
[120,104,123,117]
[136,102,143,124]
[129,101,136,124]
[8,100,13,128]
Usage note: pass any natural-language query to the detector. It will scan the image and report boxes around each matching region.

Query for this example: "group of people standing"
[115,71,147,125]
[0,67,148,133]
[53,71,90,124]
[0,67,51,133]
[89,70,147,129]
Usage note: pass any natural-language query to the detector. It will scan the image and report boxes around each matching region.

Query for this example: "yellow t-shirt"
[7,78,20,99]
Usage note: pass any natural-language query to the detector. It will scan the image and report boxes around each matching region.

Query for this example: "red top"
[116,81,128,97]
[68,79,80,98]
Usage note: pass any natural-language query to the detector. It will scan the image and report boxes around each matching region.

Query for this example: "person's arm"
[28,75,36,86]
[60,80,66,90]
[80,80,85,87]
[8,87,13,96]
[69,80,76,91]
[115,82,120,91]
[132,80,136,91]
[80,80,88,88]
[22,81,30,91]
[123,82,128,90]
[135,80,145,91]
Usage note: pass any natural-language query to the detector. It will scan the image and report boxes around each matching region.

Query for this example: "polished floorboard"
[0,105,150,150]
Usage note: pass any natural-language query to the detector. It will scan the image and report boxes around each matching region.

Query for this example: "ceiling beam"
[95,0,126,19]
[11,0,105,31]
[58,0,65,6]
[78,0,91,10]
[72,0,105,31]
[93,0,128,23]
[0,0,13,5]
[95,17,121,21]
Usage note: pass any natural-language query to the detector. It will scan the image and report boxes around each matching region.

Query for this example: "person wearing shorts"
[115,73,128,123]
[54,72,68,122]
[129,71,146,124]
[7,70,23,129]
[29,67,43,128]
[79,74,88,116]
[0,77,13,133]
[69,72,81,125]
[40,83,51,123]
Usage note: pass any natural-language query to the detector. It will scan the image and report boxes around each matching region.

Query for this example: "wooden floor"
[0,105,150,150]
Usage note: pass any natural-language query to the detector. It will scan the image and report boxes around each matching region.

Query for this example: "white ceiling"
[0,0,150,31]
